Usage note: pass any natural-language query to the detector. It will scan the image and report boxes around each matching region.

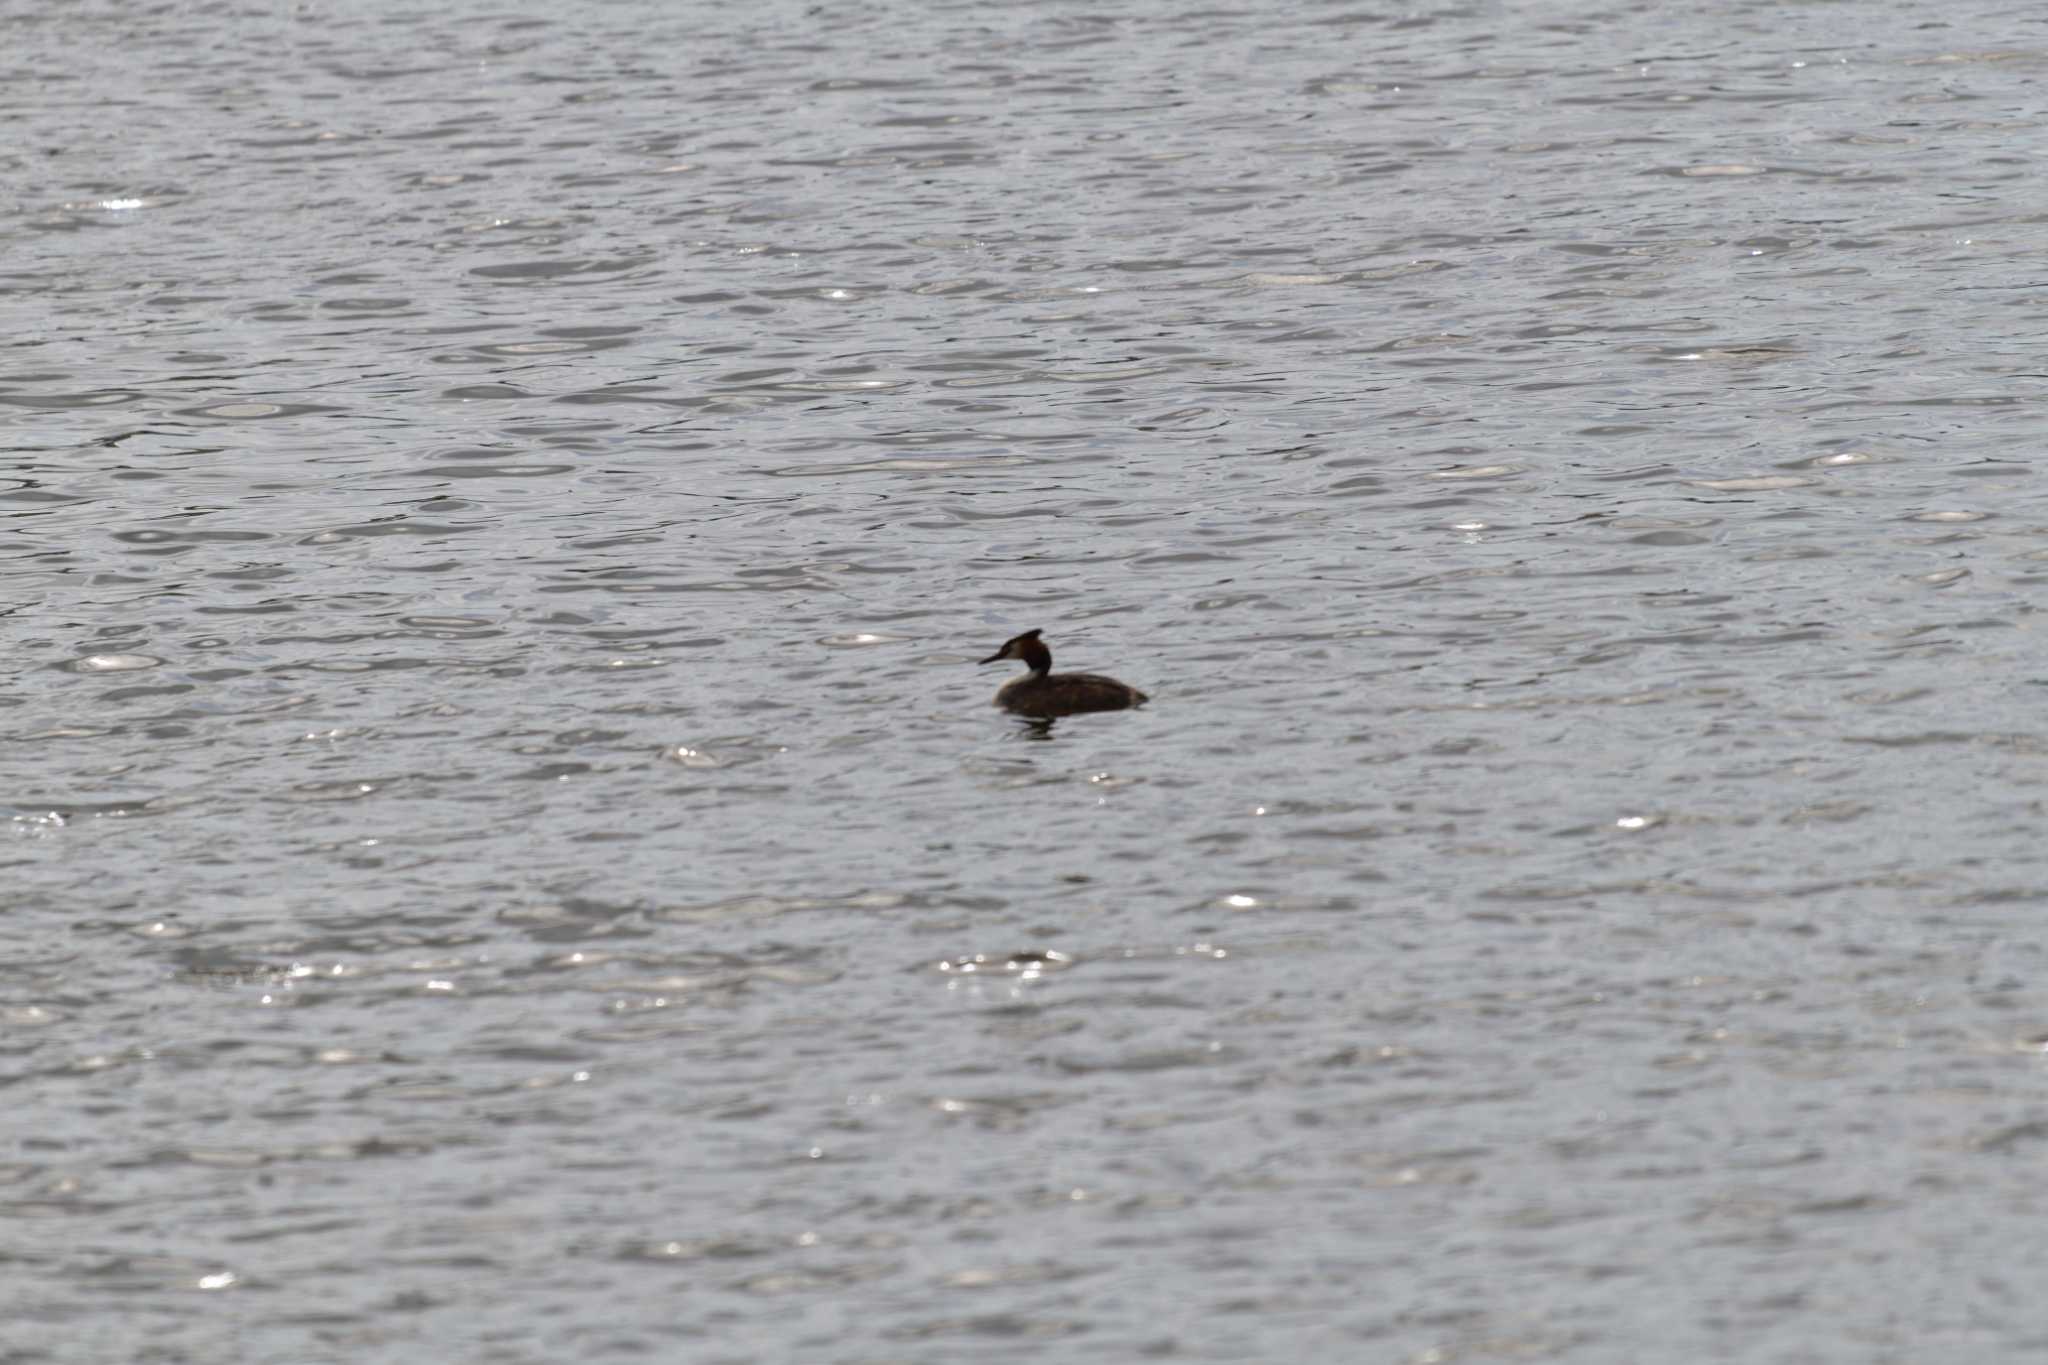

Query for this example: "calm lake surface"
[8,1,2048,1360]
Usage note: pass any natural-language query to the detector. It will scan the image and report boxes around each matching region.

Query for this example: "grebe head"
[979,628,1051,675]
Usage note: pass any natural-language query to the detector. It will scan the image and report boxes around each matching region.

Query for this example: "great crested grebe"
[978,629,1148,719]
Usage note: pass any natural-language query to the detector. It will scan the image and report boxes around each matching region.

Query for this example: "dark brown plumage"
[978,629,1148,719]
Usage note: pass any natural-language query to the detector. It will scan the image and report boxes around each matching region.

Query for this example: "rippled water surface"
[10,1,2048,1359]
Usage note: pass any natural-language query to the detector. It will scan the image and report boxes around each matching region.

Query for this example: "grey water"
[7,0,2048,1360]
